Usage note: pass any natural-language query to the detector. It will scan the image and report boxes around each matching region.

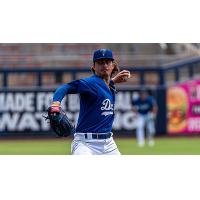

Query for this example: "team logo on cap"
[100,49,107,56]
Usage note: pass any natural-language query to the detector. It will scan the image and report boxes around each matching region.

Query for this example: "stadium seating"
[0,44,200,87]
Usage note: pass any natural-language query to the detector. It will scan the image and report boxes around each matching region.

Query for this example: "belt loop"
[84,134,88,139]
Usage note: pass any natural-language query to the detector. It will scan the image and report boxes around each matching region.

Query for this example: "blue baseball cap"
[93,49,114,62]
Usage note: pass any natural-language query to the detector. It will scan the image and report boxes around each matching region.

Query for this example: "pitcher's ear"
[91,66,95,74]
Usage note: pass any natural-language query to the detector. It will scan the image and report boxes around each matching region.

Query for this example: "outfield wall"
[1,56,199,137]
[0,87,163,137]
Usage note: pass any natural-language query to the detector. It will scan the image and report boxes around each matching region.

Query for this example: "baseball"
[124,71,131,80]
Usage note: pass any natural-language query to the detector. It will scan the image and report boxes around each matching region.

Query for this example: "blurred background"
[0,43,200,86]
[0,43,200,154]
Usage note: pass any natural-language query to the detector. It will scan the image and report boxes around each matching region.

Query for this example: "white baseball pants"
[71,133,121,155]
[136,113,155,145]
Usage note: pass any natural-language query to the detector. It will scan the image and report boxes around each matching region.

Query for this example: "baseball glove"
[44,107,75,137]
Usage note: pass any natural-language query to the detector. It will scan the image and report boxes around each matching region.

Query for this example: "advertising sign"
[167,79,200,134]
[0,89,139,136]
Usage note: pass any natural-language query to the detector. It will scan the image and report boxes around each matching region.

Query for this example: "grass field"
[1,137,200,155]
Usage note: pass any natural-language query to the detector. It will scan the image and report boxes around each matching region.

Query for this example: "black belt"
[84,133,112,139]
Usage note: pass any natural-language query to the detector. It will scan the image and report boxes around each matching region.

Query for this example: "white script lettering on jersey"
[101,99,114,116]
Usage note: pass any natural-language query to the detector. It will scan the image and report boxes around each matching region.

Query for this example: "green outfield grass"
[1,137,200,155]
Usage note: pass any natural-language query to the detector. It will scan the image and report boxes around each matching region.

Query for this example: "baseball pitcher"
[47,49,131,155]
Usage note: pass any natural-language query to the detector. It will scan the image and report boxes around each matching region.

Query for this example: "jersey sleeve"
[53,79,96,102]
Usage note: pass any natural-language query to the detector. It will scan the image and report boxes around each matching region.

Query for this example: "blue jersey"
[53,75,115,133]
[132,96,156,115]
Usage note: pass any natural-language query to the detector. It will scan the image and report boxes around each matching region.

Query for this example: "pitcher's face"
[93,59,114,78]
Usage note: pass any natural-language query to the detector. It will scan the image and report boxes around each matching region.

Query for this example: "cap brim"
[94,57,114,62]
